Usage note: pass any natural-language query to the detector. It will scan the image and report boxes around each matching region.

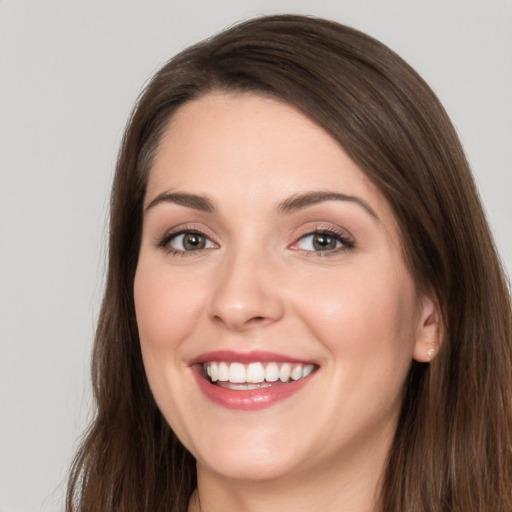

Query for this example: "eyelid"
[153,222,354,256]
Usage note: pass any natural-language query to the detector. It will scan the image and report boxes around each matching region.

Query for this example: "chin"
[185,422,310,482]
[197,449,304,482]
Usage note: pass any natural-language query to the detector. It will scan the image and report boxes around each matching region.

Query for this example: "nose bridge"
[208,241,283,330]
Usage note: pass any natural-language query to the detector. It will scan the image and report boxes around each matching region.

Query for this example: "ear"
[412,294,443,363]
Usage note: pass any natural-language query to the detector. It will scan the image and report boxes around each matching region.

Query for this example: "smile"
[203,361,316,389]
[191,351,319,410]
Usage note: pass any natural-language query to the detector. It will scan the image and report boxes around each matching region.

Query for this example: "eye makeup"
[154,221,356,259]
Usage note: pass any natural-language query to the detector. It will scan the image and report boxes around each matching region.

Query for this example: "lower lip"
[192,367,314,411]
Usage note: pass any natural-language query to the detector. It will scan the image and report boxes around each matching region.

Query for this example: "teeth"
[279,363,291,382]
[246,362,265,383]
[265,362,279,382]
[203,361,315,385]
[229,362,246,383]
[291,365,303,381]
[302,364,314,378]
[218,362,229,382]
[209,363,218,382]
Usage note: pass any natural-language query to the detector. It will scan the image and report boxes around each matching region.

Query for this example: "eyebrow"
[278,191,378,219]
[144,192,216,213]
[144,190,378,220]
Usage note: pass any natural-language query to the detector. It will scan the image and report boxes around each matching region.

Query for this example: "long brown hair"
[67,14,512,512]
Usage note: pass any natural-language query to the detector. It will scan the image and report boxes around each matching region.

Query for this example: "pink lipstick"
[190,350,318,411]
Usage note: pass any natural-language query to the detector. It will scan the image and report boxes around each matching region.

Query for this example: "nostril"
[244,316,277,329]
[211,314,272,330]
[248,316,267,324]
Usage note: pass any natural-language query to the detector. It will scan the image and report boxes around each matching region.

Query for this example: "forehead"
[147,91,389,219]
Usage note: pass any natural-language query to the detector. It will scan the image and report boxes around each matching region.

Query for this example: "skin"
[134,92,439,512]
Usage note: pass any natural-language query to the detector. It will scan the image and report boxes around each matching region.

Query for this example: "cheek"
[292,260,419,367]
[133,260,203,441]
[133,260,205,352]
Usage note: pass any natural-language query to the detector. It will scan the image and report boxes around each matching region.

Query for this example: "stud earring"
[427,345,435,359]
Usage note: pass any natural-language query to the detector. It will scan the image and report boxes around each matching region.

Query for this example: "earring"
[427,344,435,360]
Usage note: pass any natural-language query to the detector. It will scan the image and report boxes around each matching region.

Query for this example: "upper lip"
[188,350,316,366]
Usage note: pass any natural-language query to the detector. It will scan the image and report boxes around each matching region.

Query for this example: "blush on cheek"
[135,268,206,355]
[303,271,418,373]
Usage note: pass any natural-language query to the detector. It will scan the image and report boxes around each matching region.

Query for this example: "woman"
[67,14,512,512]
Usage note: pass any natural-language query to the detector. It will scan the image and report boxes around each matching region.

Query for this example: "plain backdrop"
[1,1,511,511]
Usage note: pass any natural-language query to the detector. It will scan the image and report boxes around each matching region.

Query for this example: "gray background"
[1,1,511,511]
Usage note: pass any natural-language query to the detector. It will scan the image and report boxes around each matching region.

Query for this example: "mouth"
[190,351,319,410]
[201,361,317,390]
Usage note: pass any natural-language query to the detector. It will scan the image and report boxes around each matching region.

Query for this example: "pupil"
[313,234,336,251]
[184,234,205,250]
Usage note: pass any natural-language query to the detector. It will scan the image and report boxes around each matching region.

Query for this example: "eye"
[291,229,354,254]
[160,230,217,253]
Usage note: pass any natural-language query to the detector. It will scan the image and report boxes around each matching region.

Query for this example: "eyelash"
[156,226,355,257]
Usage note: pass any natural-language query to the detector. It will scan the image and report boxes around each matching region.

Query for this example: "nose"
[208,250,284,331]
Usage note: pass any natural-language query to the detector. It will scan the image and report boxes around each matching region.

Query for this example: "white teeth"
[246,362,265,383]
[279,363,291,382]
[210,363,218,382]
[291,365,303,381]
[229,362,246,383]
[303,364,314,378]
[218,362,229,382]
[203,361,316,385]
[265,362,279,382]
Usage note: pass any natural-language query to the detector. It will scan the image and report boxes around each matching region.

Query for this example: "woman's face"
[134,92,437,483]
